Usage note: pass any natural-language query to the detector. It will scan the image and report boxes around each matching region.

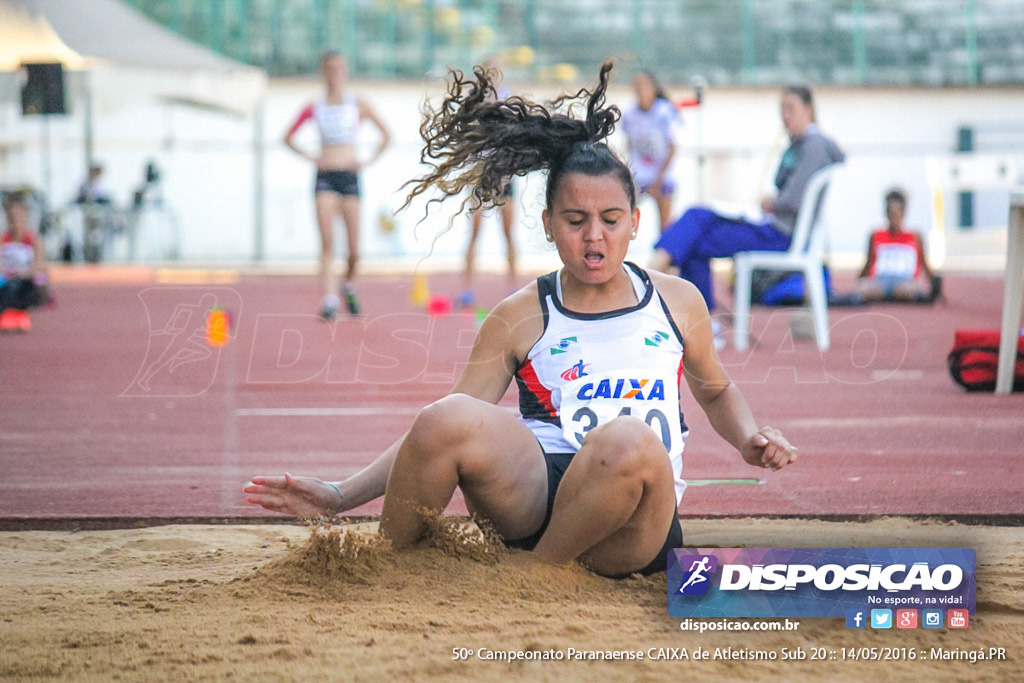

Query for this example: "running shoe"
[0,309,18,331]
[343,286,361,316]
[16,310,31,331]
[320,294,340,321]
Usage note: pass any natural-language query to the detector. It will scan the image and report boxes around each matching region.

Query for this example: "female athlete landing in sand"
[247,62,797,578]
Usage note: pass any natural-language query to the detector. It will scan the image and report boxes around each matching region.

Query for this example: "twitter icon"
[870,609,892,629]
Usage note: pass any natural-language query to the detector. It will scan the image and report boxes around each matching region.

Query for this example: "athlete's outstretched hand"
[244,473,344,517]
[742,426,798,471]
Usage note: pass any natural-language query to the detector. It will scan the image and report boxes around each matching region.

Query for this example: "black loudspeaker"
[21,62,67,116]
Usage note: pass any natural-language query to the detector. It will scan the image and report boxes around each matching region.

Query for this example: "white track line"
[236,406,520,417]
[784,416,1022,429]
[236,407,420,417]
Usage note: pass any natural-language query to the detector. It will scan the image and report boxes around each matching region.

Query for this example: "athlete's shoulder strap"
[535,270,559,331]
[624,261,651,288]
[630,261,686,347]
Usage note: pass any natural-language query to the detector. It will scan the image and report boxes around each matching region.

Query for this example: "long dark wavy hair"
[401,60,636,220]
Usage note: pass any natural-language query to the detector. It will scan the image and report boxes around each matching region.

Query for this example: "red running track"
[1,267,1021,526]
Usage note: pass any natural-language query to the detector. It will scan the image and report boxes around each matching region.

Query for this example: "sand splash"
[253,512,510,592]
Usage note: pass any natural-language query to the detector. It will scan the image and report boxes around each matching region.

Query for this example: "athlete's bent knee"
[408,394,485,455]
[584,416,666,475]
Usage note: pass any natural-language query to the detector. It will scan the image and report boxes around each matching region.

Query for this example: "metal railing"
[125,0,1024,85]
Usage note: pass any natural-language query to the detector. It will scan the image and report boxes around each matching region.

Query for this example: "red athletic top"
[1,232,35,276]
[866,229,924,279]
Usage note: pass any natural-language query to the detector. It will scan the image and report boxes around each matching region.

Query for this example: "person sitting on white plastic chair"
[650,85,844,348]
[732,163,842,351]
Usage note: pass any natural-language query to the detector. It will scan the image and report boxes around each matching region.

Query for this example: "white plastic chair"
[733,163,842,351]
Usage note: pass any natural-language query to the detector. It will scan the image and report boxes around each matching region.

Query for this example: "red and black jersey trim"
[515,358,559,425]
[676,355,689,435]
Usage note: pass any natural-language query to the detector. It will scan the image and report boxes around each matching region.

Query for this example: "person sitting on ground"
[244,61,798,579]
[851,188,938,304]
[1,189,50,332]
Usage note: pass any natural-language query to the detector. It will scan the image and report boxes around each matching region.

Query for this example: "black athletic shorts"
[315,170,360,197]
[504,452,683,577]
[0,278,46,311]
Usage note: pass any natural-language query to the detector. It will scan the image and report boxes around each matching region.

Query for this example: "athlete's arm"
[651,141,676,195]
[858,233,877,279]
[357,99,391,167]
[245,286,540,517]
[914,233,934,281]
[31,234,48,289]
[653,272,798,470]
[651,106,677,193]
[283,104,316,162]
[245,450,398,518]
[451,285,541,402]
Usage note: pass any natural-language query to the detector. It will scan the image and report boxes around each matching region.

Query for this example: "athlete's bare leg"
[338,196,361,286]
[890,278,931,301]
[655,191,674,233]
[380,394,549,549]
[647,184,675,233]
[463,211,483,293]
[532,416,677,576]
[315,192,339,299]
[500,201,517,289]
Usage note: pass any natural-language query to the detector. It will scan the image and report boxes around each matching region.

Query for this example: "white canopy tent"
[0,0,268,260]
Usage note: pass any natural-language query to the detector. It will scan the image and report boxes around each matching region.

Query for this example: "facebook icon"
[845,609,867,629]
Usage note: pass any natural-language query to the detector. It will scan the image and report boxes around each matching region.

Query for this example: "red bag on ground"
[947,329,1024,392]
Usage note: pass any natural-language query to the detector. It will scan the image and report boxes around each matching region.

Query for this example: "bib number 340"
[570,405,673,452]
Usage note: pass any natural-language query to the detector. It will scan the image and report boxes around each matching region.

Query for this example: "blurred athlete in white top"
[284,52,391,318]
[621,71,678,232]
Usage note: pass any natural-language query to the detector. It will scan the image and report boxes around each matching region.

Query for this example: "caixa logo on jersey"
[576,377,666,401]
[667,548,976,618]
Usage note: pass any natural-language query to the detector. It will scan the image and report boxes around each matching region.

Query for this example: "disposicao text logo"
[667,548,975,619]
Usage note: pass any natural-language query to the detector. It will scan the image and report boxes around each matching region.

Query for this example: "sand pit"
[1,517,1021,681]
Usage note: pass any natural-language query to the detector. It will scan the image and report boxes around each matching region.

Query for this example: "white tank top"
[515,263,689,503]
[313,92,359,145]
